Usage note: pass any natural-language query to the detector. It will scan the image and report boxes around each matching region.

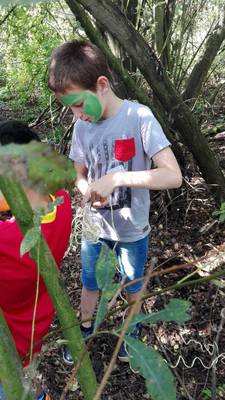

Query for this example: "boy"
[48,40,182,363]
[0,120,72,399]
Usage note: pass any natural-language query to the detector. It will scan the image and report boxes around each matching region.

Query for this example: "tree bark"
[67,0,225,205]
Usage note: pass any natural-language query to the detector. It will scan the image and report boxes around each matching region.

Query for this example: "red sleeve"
[0,190,72,365]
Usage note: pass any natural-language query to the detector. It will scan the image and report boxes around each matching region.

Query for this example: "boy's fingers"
[83,191,91,204]
[92,199,108,208]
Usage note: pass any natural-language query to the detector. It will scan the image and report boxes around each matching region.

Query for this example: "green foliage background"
[0,3,80,116]
[1,0,225,121]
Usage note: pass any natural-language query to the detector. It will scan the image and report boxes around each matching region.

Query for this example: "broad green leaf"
[96,244,117,289]
[125,336,176,400]
[94,283,120,331]
[103,283,121,300]
[94,295,108,332]
[125,299,191,332]
[20,226,41,256]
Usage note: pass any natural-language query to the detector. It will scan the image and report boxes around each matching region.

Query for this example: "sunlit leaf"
[96,244,117,289]
[125,336,176,400]
[94,296,108,332]
[94,283,120,331]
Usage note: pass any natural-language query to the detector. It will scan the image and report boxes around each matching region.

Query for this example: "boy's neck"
[0,188,50,214]
[102,90,124,120]
[25,188,50,211]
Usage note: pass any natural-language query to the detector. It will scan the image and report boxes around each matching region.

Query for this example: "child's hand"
[83,173,118,207]
[82,194,108,208]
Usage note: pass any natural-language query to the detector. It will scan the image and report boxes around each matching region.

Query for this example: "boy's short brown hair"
[48,40,111,93]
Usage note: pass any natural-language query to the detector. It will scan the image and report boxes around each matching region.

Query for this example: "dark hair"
[48,40,111,93]
[0,120,40,145]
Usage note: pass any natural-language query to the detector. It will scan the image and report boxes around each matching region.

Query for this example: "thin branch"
[0,6,16,26]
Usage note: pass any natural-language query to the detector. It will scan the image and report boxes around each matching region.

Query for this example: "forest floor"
[1,102,225,399]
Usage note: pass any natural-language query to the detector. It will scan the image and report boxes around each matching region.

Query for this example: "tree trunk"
[182,5,225,102]
[67,0,225,205]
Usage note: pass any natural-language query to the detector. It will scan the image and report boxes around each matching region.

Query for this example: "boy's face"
[58,82,107,123]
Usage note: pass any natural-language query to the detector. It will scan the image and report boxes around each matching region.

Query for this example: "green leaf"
[125,336,176,400]
[94,283,120,331]
[212,202,225,223]
[103,283,121,300]
[94,296,108,332]
[20,226,41,256]
[126,299,191,332]
[47,196,64,213]
[96,244,117,289]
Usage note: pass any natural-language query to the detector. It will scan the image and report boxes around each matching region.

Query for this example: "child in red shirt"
[0,120,72,400]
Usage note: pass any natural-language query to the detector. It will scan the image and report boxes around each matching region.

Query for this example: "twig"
[0,6,16,26]
[109,268,225,317]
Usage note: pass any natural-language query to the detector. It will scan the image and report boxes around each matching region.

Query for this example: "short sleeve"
[69,121,86,163]
[140,107,171,159]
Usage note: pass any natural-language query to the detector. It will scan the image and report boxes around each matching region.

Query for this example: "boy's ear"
[96,76,110,94]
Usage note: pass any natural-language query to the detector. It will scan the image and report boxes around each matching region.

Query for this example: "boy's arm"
[74,162,89,196]
[74,162,108,207]
[83,147,182,202]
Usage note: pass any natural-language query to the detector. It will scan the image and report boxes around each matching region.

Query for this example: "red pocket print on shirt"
[114,137,136,162]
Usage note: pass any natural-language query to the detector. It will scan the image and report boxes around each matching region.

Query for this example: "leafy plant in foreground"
[95,244,191,400]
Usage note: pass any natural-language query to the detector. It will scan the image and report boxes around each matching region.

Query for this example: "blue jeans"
[0,385,45,400]
[81,235,149,293]
[0,384,5,400]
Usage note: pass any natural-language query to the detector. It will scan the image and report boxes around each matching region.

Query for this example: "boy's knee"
[81,270,99,291]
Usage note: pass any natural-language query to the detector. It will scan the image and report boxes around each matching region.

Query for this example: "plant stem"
[0,309,34,400]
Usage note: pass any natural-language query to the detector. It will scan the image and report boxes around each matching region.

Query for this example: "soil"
[1,102,225,399]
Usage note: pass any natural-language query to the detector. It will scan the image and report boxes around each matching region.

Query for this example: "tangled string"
[76,204,101,242]
[167,334,225,369]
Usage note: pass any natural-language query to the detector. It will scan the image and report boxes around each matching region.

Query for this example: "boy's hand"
[83,173,118,208]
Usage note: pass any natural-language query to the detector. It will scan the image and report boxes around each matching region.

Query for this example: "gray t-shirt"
[69,100,170,242]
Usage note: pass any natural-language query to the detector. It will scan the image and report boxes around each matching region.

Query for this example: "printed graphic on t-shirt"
[87,137,135,210]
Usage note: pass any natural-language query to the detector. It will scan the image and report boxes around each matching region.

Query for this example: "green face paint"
[60,91,103,122]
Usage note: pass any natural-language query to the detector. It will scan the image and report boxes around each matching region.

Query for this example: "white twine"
[167,334,225,369]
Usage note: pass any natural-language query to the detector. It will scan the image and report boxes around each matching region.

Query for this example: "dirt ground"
[1,103,225,399]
